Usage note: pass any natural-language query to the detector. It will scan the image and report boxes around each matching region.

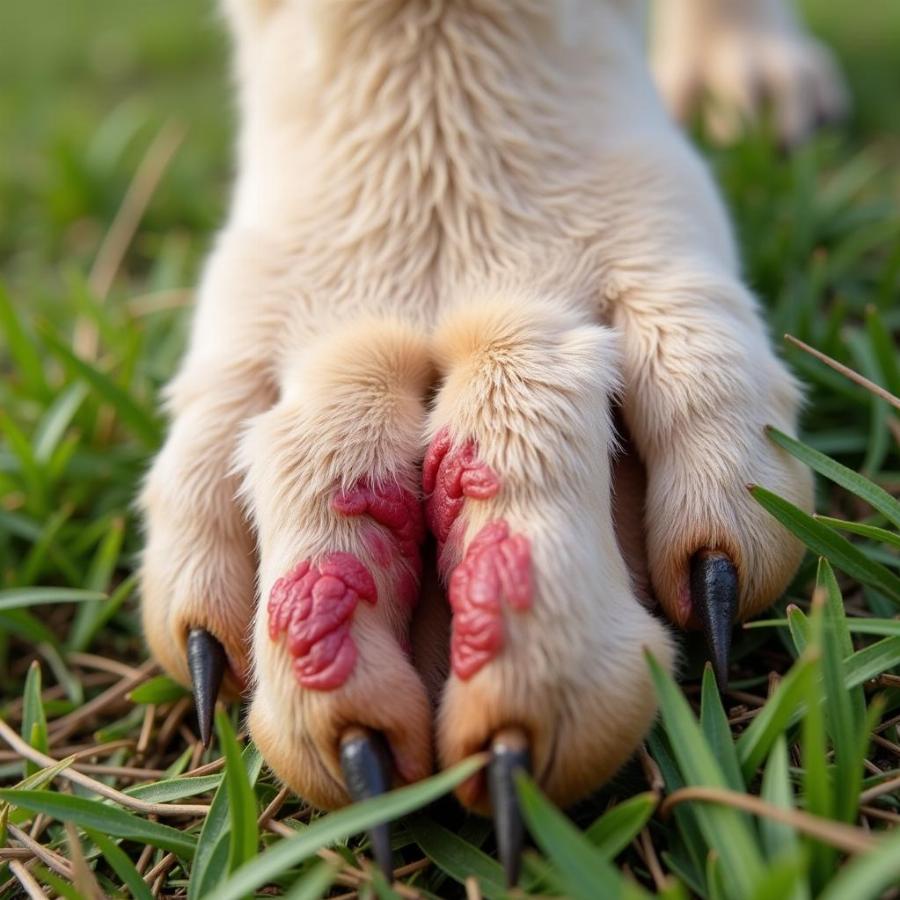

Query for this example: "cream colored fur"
[653,0,846,144]
[140,0,823,810]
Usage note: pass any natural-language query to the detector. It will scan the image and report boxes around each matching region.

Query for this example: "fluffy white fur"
[140,0,825,810]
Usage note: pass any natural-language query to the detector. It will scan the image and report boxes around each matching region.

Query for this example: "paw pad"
[268,553,377,690]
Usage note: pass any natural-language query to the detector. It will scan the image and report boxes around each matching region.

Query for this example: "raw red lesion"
[422,426,501,571]
[423,428,531,677]
[268,552,377,691]
[332,479,425,608]
[269,479,428,691]
[449,520,532,679]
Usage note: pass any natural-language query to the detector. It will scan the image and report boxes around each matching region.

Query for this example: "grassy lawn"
[1,1,899,897]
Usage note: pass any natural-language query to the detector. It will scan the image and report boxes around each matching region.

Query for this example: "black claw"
[186,628,226,748]
[690,551,738,691]
[488,728,530,888]
[340,728,394,882]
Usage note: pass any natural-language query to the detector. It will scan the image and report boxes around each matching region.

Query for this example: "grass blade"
[128,675,189,705]
[700,664,745,791]
[750,485,900,606]
[515,771,648,900]
[584,792,658,859]
[72,572,138,651]
[0,609,60,647]
[706,851,727,900]
[189,739,263,900]
[787,605,811,655]
[33,382,88,464]
[864,305,900,396]
[816,560,865,824]
[818,828,900,900]
[646,728,707,887]
[39,325,162,448]
[741,631,900,719]
[125,774,222,803]
[214,755,485,900]
[647,653,763,897]
[765,428,900,528]
[406,813,506,899]
[2,756,77,831]
[748,852,809,900]
[0,790,197,856]
[0,587,107,612]
[759,736,798,861]
[38,641,84,706]
[216,710,259,873]
[736,652,816,778]
[68,516,125,651]
[0,282,49,398]
[30,866,84,900]
[283,860,339,900]
[0,411,47,516]
[820,619,900,637]
[21,661,48,778]
[845,636,900,688]
[814,515,900,549]
[85,829,154,900]
[801,600,835,890]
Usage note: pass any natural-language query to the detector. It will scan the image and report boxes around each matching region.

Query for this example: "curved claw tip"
[690,550,738,691]
[186,628,226,748]
[488,727,530,888]
[340,727,394,882]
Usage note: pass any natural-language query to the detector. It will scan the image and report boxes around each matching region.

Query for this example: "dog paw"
[238,320,435,826]
[425,297,674,887]
[654,3,847,145]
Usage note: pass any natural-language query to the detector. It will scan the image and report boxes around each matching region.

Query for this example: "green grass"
[1,1,899,897]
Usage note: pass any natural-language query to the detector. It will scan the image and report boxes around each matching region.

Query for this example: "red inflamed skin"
[423,426,501,570]
[269,478,428,690]
[449,520,532,679]
[423,428,532,677]
[268,552,377,691]
[333,479,425,609]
